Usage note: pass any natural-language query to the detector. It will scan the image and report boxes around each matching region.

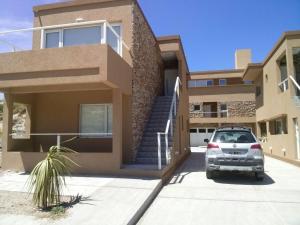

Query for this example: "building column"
[112,88,123,168]
[2,93,13,152]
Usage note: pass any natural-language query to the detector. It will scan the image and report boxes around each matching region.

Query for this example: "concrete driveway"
[138,147,300,225]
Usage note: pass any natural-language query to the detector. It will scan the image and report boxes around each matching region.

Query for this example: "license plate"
[220,166,252,171]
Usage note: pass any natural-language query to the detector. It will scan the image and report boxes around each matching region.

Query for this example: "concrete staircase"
[135,96,174,165]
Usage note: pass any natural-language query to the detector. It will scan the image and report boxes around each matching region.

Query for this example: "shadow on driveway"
[170,149,275,186]
[212,172,275,185]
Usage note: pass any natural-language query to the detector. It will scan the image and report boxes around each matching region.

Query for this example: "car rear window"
[212,130,256,143]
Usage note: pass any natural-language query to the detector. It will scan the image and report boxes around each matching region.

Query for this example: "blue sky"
[0,0,299,99]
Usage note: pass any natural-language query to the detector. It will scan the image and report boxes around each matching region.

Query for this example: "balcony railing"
[278,78,289,92]
[0,20,129,57]
[190,110,229,118]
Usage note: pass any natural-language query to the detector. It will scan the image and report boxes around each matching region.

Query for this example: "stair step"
[136,157,166,165]
[137,151,167,158]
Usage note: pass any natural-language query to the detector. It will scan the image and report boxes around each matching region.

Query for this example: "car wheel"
[255,172,264,181]
[206,170,214,179]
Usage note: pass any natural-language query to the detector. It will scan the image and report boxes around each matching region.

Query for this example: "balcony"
[190,102,256,124]
[0,20,132,95]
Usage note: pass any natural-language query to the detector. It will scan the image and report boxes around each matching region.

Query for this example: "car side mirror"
[204,139,209,143]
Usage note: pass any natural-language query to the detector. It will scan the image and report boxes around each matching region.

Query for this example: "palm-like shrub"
[26,146,78,209]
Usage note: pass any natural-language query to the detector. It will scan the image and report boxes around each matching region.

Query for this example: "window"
[80,104,112,137]
[220,103,228,117]
[43,24,122,54]
[278,55,288,92]
[213,131,256,143]
[244,80,253,85]
[269,117,287,135]
[206,80,213,86]
[293,47,300,95]
[188,80,196,88]
[107,24,121,54]
[259,122,267,137]
[193,104,201,111]
[45,31,60,48]
[198,129,206,133]
[63,26,102,47]
[207,128,215,133]
[190,128,197,133]
[219,79,227,86]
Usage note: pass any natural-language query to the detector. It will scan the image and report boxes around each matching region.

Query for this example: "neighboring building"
[243,31,300,164]
[0,0,190,176]
[188,50,256,146]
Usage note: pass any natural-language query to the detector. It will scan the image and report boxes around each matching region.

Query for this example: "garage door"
[190,128,216,147]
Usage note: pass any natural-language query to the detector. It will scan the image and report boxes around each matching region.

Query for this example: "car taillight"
[251,144,262,150]
[207,143,219,150]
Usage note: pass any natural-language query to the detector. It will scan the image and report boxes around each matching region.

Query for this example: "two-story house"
[243,31,300,165]
[188,49,256,146]
[0,0,190,176]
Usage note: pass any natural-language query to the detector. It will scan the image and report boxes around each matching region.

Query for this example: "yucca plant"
[26,145,78,209]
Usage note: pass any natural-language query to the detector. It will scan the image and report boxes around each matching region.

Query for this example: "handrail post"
[171,118,173,136]
[57,134,61,149]
[157,133,162,170]
[165,133,169,165]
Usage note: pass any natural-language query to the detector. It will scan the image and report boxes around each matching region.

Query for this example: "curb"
[127,180,163,225]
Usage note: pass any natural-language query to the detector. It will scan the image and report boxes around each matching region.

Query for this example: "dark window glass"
[207,128,215,133]
[198,129,206,133]
[213,131,256,143]
[190,129,197,133]
[193,105,201,111]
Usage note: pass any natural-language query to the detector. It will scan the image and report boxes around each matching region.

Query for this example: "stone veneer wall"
[226,101,256,117]
[131,2,163,158]
[189,101,256,118]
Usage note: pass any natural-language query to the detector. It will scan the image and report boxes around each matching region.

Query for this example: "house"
[0,0,190,176]
[243,31,300,165]
[188,49,256,146]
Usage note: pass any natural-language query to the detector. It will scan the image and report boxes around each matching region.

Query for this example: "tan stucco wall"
[32,0,133,65]
[255,37,300,161]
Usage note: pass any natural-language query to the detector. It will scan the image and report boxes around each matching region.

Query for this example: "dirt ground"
[0,191,70,219]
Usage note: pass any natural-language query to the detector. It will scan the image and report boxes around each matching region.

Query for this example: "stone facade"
[227,101,256,117]
[131,2,163,159]
[189,101,256,118]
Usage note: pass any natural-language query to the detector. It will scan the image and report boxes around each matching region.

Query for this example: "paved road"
[138,147,300,225]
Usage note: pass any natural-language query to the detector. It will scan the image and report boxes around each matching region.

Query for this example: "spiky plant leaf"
[26,146,78,209]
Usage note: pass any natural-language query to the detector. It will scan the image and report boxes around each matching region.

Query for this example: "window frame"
[79,103,113,138]
[41,23,122,55]
[193,104,201,112]
[219,79,227,86]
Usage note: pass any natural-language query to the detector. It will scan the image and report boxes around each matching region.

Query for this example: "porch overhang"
[0,44,132,95]
[243,63,263,81]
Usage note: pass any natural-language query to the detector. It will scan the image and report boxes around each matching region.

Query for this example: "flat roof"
[157,34,190,73]
[190,69,244,76]
[243,30,300,80]
[33,0,131,12]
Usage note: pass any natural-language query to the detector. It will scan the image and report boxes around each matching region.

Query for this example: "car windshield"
[212,130,256,143]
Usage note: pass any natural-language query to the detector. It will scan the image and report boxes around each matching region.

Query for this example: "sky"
[0,0,299,99]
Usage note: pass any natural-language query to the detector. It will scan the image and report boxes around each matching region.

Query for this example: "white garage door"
[190,127,216,147]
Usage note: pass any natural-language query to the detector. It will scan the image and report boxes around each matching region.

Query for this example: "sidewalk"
[0,172,162,225]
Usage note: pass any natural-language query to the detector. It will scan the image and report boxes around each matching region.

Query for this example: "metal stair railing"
[157,76,181,170]
[290,75,300,92]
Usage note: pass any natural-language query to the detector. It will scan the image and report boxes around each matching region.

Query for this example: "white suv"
[205,127,264,181]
